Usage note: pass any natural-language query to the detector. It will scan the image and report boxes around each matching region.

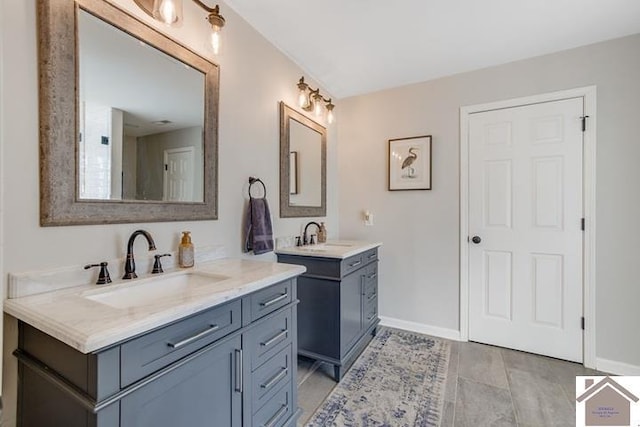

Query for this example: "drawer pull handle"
[261,368,288,390]
[368,253,377,259]
[235,349,243,393]
[260,293,288,307]
[261,329,288,347]
[368,273,377,279]
[367,292,377,301]
[263,404,288,427]
[167,324,220,349]
[349,260,362,268]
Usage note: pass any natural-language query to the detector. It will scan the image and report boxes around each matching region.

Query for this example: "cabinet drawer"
[250,280,293,322]
[252,380,293,427]
[341,253,364,276]
[364,296,378,327]
[364,281,378,305]
[364,263,378,289]
[121,299,241,387]
[120,335,242,427]
[246,308,293,370]
[364,263,378,297]
[252,344,294,413]
[363,248,378,265]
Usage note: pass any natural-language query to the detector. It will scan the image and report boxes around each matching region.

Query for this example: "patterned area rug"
[306,327,451,427]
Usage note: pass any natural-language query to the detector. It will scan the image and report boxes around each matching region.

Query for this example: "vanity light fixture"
[297,76,335,124]
[133,0,226,54]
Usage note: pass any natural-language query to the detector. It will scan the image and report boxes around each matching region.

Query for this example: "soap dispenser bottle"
[178,231,194,268]
[318,222,327,243]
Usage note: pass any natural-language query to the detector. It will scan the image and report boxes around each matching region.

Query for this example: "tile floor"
[296,338,606,426]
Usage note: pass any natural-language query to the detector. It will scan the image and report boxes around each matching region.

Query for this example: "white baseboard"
[379,316,462,341]
[596,358,640,376]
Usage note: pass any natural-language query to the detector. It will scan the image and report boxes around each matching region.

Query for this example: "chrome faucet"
[123,230,157,279]
[303,221,321,245]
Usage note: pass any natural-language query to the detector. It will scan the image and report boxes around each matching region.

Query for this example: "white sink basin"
[297,245,329,252]
[84,272,230,309]
[297,242,354,252]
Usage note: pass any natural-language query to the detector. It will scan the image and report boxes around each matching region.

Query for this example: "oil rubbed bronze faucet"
[123,230,157,279]
[303,221,321,245]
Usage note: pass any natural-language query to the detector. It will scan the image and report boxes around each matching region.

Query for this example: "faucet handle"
[152,254,172,274]
[295,236,302,247]
[84,262,112,285]
[310,234,316,245]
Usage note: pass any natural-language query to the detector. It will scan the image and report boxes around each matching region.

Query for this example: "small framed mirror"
[38,0,219,225]
[279,102,326,218]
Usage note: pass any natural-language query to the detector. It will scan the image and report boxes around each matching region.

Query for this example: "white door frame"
[459,86,597,368]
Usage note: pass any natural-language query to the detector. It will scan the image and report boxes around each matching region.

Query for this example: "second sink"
[297,242,354,252]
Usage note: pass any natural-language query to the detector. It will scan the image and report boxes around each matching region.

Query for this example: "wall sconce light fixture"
[297,77,335,124]
[133,0,226,54]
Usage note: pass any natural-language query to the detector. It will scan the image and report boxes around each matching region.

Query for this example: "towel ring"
[248,177,266,198]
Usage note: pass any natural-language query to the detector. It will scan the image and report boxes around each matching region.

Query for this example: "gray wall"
[338,33,640,368]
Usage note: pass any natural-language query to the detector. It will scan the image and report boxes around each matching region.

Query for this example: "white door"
[163,147,195,202]
[468,97,584,362]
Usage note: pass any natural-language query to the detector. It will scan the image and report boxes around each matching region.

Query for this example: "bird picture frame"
[388,135,432,190]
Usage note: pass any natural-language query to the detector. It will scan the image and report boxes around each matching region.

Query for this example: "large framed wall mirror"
[279,102,326,218]
[39,0,219,225]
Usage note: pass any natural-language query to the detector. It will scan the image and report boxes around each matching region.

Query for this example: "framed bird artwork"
[388,135,432,190]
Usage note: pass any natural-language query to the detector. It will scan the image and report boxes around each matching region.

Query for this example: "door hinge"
[164,164,168,171]
[580,115,590,132]
[581,218,585,231]
[581,317,585,330]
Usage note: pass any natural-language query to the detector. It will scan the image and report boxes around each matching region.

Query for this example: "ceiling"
[224,0,640,99]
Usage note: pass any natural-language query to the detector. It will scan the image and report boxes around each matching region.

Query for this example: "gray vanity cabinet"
[15,279,299,427]
[277,247,379,381]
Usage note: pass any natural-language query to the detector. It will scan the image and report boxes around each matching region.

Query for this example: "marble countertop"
[4,259,306,354]
[274,240,382,259]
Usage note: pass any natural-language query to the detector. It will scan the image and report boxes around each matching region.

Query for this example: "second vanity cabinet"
[277,245,379,381]
[15,279,298,427]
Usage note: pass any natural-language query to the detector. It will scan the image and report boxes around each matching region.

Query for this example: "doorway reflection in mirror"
[77,9,205,202]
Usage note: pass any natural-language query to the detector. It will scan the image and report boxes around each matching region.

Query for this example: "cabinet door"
[120,335,242,427]
[340,271,364,356]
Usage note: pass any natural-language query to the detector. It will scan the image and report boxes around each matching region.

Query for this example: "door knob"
[471,236,482,244]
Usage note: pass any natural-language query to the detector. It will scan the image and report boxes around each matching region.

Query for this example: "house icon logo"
[576,376,640,426]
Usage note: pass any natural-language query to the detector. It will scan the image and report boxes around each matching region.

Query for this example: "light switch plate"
[364,211,374,226]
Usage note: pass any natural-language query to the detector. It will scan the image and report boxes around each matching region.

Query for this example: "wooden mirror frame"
[279,102,326,218]
[38,0,219,226]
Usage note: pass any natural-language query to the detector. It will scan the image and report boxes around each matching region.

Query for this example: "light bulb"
[298,89,307,108]
[207,7,226,55]
[159,1,176,24]
[210,26,221,55]
[314,98,323,117]
[327,108,334,124]
[326,103,335,124]
[153,0,182,26]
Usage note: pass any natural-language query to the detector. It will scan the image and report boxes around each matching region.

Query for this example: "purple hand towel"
[244,197,274,255]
